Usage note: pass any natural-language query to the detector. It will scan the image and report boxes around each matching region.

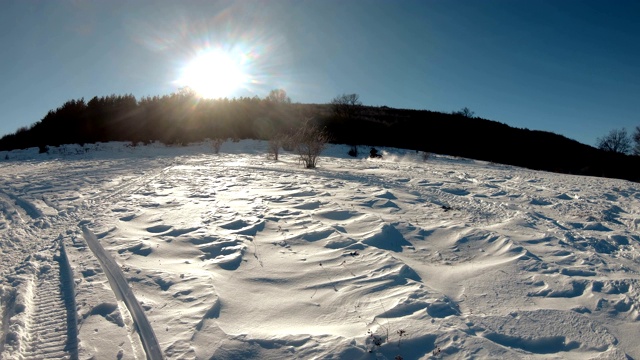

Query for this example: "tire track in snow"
[0,192,23,227]
[89,164,174,202]
[20,245,78,360]
[0,190,42,220]
[0,158,168,359]
[81,227,163,360]
[0,285,11,356]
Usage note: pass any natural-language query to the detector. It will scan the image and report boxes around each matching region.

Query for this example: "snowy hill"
[1,140,639,359]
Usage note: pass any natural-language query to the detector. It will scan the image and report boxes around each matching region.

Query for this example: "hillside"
[1,94,638,181]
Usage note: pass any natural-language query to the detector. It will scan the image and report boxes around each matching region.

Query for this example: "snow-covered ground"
[1,140,639,359]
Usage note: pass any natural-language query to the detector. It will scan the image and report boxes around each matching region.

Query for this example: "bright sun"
[178,50,248,99]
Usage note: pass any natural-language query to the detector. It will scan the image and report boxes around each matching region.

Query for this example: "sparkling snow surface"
[1,140,639,359]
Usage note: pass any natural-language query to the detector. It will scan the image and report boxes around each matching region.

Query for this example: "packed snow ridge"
[1,140,639,359]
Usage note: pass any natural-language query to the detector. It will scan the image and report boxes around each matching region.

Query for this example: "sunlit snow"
[0,140,639,359]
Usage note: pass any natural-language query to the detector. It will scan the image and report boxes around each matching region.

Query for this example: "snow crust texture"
[1,140,639,359]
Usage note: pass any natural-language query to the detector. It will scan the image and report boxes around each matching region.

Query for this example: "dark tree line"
[322,105,640,182]
[1,90,639,182]
[0,91,306,151]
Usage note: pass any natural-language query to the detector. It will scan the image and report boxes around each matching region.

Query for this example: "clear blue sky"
[1,0,638,146]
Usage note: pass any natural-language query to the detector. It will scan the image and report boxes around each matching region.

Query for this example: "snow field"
[0,140,639,359]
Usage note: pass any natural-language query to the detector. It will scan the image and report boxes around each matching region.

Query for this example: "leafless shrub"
[290,118,329,168]
[212,138,224,153]
[268,133,289,160]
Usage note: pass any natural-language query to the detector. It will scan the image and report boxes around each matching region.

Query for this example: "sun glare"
[178,49,248,99]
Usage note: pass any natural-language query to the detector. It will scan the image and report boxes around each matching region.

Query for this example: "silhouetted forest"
[1,91,639,182]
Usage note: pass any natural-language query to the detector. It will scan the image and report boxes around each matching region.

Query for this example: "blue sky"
[1,0,638,146]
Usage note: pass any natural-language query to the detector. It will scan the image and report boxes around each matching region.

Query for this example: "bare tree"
[452,107,475,118]
[265,89,291,104]
[331,93,362,156]
[633,126,640,156]
[596,128,631,154]
[331,93,362,119]
[291,118,329,168]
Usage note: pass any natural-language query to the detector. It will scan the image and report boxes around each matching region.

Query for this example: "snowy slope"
[1,140,639,359]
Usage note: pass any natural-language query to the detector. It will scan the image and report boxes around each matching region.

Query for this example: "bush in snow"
[268,133,290,161]
[290,118,329,169]
[212,138,224,154]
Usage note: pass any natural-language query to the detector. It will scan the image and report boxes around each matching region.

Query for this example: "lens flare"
[177,49,249,99]
[139,2,295,98]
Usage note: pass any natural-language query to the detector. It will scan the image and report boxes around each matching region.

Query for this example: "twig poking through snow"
[251,238,263,267]
[377,300,391,341]
[396,329,407,348]
[339,260,356,276]
[319,263,338,291]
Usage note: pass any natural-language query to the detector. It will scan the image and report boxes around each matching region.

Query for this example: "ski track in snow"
[1,141,640,359]
[81,226,163,359]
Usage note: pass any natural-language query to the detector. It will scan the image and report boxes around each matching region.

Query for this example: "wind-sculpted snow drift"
[0,140,639,359]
